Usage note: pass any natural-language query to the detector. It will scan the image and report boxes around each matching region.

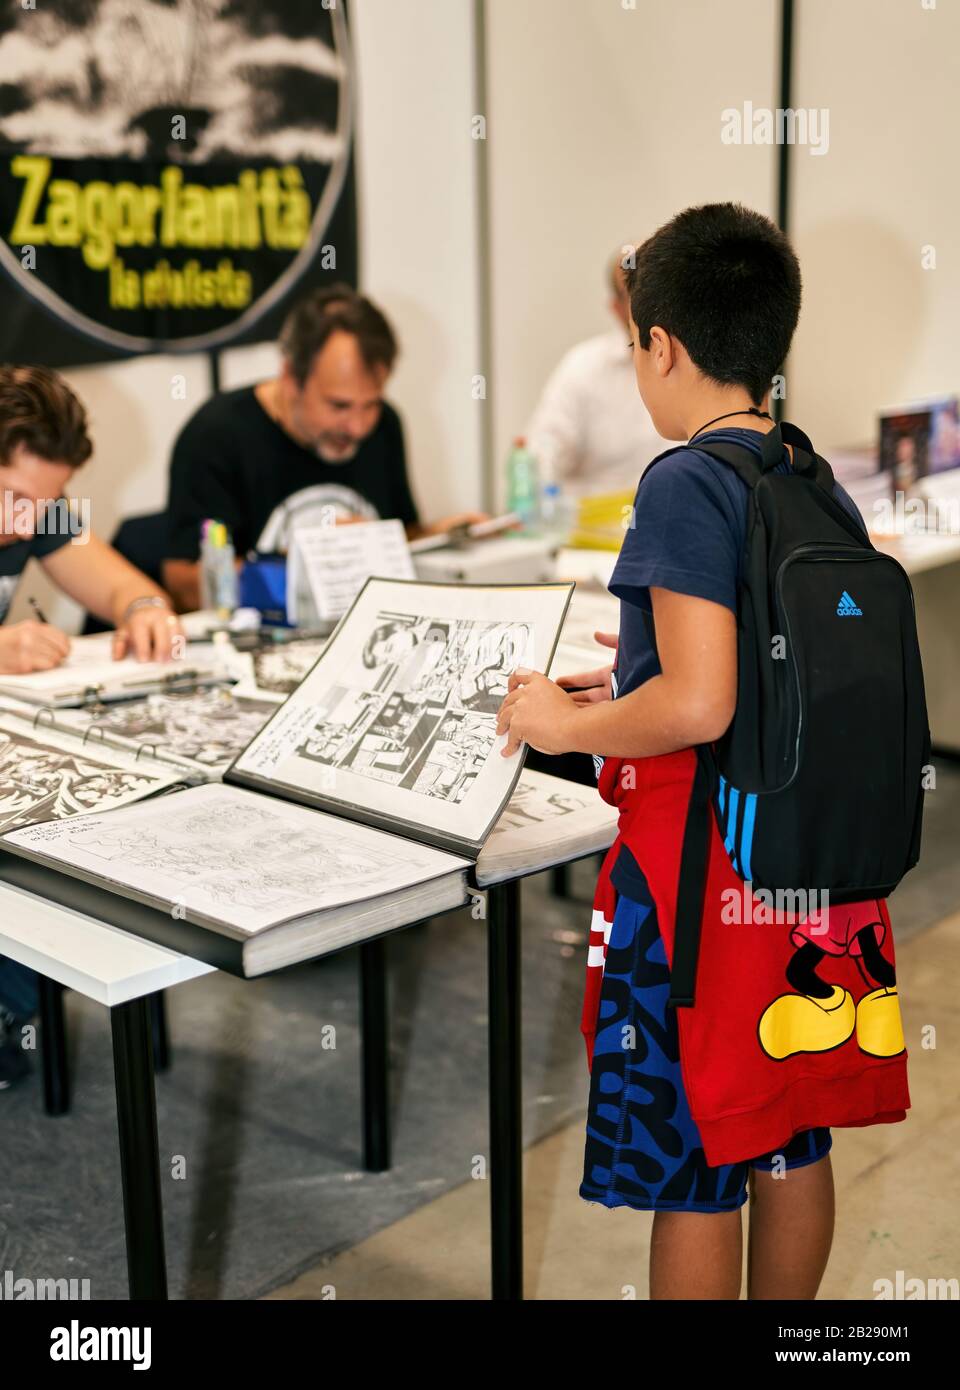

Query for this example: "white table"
[0,881,214,1300]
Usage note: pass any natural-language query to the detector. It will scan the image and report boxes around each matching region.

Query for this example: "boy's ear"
[648,325,675,378]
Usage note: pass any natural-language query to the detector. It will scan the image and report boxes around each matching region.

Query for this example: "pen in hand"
[28,596,49,624]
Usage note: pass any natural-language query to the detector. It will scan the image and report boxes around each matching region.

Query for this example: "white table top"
[0,880,214,1007]
[560,532,960,587]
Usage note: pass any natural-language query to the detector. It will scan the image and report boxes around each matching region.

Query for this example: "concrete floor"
[266,907,960,1301]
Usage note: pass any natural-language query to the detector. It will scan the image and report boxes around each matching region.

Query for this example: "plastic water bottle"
[538,482,577,546]
[505,437,540,532]
[200,519,239,618]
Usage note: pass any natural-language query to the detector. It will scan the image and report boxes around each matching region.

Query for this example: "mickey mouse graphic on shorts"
[757,901,906,1061]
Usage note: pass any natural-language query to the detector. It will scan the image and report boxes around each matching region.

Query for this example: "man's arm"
[42,533,182,660]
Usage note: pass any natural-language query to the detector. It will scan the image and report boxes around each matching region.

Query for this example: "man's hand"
[0,620,71,675]
[425,510,490,536]
[495,668,580,756]
[113,606,184,662]
[555,630,618,704]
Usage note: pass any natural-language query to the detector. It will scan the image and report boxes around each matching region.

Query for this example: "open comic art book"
[40,685,279,778]
[225,577,575,853]
[0,714,184,834]
[0,580,620,975]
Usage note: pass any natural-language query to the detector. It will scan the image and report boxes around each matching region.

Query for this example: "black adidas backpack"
[660,420,930,1007]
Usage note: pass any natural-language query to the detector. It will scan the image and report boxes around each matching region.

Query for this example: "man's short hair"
[0,364,92,469]
[280,283,399,386]
[624,203,802,404]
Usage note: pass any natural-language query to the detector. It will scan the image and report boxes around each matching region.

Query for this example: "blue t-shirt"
[605,426,866,899]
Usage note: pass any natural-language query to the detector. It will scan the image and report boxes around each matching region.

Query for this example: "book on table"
[0,579,617,976]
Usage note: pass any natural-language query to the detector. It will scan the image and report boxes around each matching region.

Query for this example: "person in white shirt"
[526,252,663,496]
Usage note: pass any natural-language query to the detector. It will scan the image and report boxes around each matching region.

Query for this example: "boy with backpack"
[496,203,927,1299]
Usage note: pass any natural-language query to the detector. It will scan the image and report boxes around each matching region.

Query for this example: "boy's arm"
[41,533,182,661]
[497,587,737,757]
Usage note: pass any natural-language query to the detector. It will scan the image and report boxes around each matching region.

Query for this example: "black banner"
[0,0,357,367]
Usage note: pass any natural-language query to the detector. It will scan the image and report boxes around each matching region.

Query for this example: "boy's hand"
[556,630,618,704]
[496,668,579,756]
[0,619,71,674]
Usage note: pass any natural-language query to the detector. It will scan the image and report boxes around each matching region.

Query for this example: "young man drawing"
[0,363,185,1089]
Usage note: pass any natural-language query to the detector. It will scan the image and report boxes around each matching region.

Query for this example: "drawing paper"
[0,634,229,706]
[1,782,471,936]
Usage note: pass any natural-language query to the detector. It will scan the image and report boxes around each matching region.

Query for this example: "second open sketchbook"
[0,578,618,976]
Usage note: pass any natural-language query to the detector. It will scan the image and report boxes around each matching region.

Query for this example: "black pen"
[28,596,49,624]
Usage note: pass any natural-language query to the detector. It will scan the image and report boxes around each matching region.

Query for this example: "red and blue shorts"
[580,885,831,1214]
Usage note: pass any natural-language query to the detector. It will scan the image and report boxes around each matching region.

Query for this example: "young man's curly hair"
[0,365,92,469]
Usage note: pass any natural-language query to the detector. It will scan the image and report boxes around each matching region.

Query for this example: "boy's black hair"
[624,202,802,405]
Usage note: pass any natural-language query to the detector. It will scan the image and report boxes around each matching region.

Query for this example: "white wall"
[14,0,483,630]
[789,0,960,448]
[350,0,483,521]
[484,0,779,503]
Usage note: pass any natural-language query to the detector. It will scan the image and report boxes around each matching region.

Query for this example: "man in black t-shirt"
[163,285,486,612]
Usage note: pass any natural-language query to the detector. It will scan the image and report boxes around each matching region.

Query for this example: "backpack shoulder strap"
[669,743,716,1008]
[638,433,770,494]
[682,421,786,489]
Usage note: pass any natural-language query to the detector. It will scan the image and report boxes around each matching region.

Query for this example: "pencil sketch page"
[231,578,574,848]
[0,718,181,833]
[2,783,471,935]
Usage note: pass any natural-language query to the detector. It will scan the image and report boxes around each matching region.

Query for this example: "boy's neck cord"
[688,406,772,443]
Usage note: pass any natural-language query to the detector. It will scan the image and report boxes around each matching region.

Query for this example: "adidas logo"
[836,589,863,617]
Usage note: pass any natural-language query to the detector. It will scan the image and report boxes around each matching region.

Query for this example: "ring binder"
[135,742,159,762]
[81,726,107,746]
[32,708,56,730]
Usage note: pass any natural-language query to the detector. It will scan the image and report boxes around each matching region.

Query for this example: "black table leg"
[550,863,570,898]
[360,937,390,1172]
[149,992,170,1073]
[487,879,523,1301]
[38,975,69,1116]
[110,997,167,1301]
